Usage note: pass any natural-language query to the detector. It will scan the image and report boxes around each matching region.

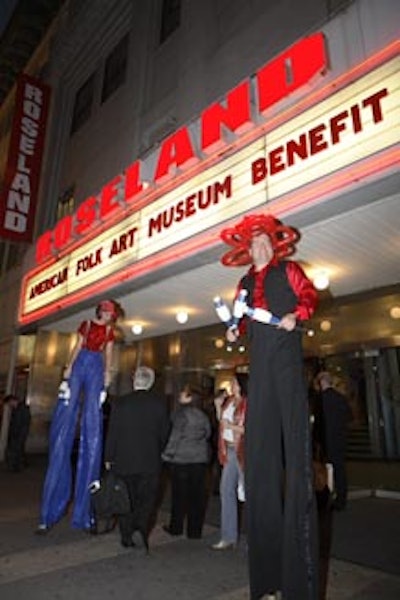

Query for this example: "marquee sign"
[34,33,327,265]
[19,36,400,324]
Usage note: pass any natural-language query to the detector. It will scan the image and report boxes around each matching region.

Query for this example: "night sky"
[0,0,18,37]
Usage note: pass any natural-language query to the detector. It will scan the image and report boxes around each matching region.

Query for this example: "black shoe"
[35,524,49,535]
[85,524,98,535]
[187,532,202,539]
[162,524,182,536]
[132,530,149,554]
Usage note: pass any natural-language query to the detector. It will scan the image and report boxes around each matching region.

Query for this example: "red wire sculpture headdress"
[220,213,300,267]
[97,299,118,318]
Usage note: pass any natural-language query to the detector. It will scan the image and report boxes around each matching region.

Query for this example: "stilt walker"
[37,300,118,533]
[220,214,319,600]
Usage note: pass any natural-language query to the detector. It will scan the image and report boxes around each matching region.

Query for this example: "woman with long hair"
[212,372,247,550]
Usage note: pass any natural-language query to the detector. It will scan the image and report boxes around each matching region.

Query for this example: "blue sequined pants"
[40,349,104,529]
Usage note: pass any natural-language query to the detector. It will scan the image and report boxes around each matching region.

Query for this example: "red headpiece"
[220,213,300,267]
[97,300,117,317]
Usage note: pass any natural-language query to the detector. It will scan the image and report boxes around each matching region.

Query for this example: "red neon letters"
[35,33,326,264]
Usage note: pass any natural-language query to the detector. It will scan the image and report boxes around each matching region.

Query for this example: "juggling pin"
[245,306,312,334]
[231,289,248,330]
[213,296,233,328]
[245,306,281,325]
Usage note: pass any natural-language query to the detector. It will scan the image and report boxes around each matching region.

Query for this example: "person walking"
[212,373,247,550]
[37,299,118,533]
[220,213,319,600]
[104,366,170,551]
[4,394,31,472]
[316,371,352,510]
[162,384,211,539]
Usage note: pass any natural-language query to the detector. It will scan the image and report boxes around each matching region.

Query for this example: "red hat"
[97,300,117,316]
[220,213,300,266]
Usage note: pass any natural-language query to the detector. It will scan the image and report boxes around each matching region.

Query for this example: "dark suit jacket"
[104,389,170,475]
[321,387,352,458]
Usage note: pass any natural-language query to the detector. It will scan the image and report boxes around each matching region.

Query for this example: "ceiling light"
[176,311,188,324]
[306,329,315,337]
[238,345,246,353]
[320,320,332,332]
[313,270,330,291]
[390,306,400,319]
[214,338,224,349]
[131,324,143,335]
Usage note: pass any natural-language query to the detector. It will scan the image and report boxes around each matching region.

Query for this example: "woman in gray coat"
[162,384,211,539]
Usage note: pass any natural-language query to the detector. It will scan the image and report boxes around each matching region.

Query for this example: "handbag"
[313,459,328,492]
[90,470,131,518]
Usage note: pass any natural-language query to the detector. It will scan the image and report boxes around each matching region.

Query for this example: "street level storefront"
[15,33,400,453]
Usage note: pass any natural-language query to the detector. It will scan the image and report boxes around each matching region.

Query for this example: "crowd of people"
[1,213,354,600]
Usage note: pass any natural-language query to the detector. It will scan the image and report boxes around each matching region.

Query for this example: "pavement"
[0,455,399,600]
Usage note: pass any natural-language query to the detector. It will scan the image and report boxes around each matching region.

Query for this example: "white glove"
[58,379,71,405]
[89,480,101,493]
[99,389,107,407]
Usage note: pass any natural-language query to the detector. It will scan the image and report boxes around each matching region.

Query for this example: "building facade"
[0,0,399,460]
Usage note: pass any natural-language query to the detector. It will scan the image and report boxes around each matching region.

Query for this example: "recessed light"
[320,320,332,332]
[176,311,188,324]
[313,271,330,291]
[131,324,143,335]
[390,306,400,319]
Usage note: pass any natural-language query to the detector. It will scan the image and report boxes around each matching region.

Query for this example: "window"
[160,0,181,44]
[56,186,75,221]
[101,34,129,103]
[70,74,95,134]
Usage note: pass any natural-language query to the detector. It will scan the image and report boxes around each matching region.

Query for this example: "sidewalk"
[0,455,399,599]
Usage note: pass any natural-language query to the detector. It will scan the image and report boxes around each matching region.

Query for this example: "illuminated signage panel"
[20,48,399,323]
[0,75,51,242]
[265,57,398,199]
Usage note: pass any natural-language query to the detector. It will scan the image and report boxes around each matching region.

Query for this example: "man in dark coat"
[222,214,319,600]
[316,371,352,510]
[4,395,31,472]
[104,366,170,551]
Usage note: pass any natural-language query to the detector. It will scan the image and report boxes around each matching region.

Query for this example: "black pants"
[118,472,160,545]
[168,463,207,538]
[6,433,29,472]
[245,323,318,600]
